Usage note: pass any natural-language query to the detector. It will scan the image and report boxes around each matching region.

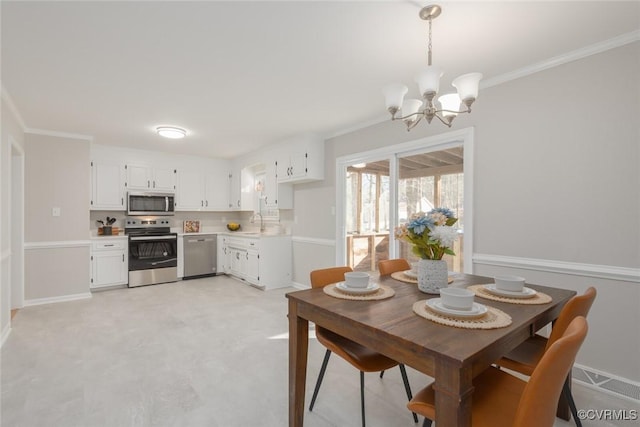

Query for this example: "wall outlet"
[52,207,61,217]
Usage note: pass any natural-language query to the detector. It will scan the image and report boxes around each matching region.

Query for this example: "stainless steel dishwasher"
[183,234,217,279]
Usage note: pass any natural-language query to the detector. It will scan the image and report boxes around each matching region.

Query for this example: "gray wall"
[24,133,91,300]
[292,42,640,381]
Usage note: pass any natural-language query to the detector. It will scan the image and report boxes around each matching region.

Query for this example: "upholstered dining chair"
[308,266,418,427]
[497,286,596,427]
[378,258,411,277]
[407,316,589,427]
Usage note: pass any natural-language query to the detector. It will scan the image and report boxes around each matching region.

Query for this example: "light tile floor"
[1,276,638,426]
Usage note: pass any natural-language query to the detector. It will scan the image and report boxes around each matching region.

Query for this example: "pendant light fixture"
[383,5,482,130]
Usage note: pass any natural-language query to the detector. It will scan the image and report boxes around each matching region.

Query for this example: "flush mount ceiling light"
[156,126,186,139]
[352,163,367,168]
[383,4,482,130]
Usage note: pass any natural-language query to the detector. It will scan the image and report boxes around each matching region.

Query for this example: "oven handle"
[151,258,177,266]
[130,235,177,241]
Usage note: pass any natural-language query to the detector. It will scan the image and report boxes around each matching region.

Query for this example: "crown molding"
[24,127,94,142]
[481,30,640,89]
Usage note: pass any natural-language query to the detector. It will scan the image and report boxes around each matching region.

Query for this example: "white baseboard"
[291,281,309,290]
[473,253,639,283]
[24,292,92,307]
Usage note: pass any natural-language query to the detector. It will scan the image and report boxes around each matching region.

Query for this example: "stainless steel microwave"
[127,192,175,216]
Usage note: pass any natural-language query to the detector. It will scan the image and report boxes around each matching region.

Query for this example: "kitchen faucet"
[250,196,266,232]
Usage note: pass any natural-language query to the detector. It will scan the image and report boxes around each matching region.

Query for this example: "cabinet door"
[176,170,205,210]
[246,250,260,285]
[264,159,278,208]
[228,170,241,210]
[91,251,127,287]
[205,168,230,210]
[230,248,246,277]
[126,164,151,190]
[152,167,176,191]
[240,167,255,211]
[288,150,307,180]
[91,161,126,210]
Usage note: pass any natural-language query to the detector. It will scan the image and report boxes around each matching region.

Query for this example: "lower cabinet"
[222,235,291,290]
[90,238,128,289]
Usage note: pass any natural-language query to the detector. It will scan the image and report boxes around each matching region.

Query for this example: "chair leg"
[563,377,583,427]
[421,418,433,427]
[360,371,366,427]
[379,370,385,378]
[399,364,419,423]
[309,349,331,411]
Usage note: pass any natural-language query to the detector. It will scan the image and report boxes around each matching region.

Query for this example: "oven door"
[128,234,178,287]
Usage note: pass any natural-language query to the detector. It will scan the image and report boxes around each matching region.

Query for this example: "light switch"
[52,207,61,217]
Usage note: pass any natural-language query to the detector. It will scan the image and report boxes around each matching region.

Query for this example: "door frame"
[335,127,475,274]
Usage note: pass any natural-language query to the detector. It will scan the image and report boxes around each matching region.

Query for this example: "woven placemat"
[390,271,454,285]
[413,300,512,329]
[468,284,552,305]
[323,283,395,300]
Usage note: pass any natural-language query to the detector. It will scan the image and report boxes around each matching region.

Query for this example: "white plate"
[426,298,488,318]
[403,270,418,278]
[484,284,537,299]
[336,282,380,295]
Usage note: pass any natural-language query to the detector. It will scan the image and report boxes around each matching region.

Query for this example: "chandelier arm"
[406,115,423,131]
[393,111,424,122]
[433,113,453,128]
[434,108,470,115]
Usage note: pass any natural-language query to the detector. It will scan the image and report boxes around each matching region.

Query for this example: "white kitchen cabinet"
[176,169,204,210]
[228,169,241,210]
[90,238,128,289]
[126,164,176,192]
[263,156,293,209]
[91,160,126,210]
[176,164,231,211]
[276,134,324,184]
[204,168,230,210]
[217,235,230,274]
[221,234,291,290]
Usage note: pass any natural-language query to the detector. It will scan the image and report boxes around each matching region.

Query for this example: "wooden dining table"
[286,273,576,427]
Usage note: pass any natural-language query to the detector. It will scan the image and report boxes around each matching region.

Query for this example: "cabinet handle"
[206,200,208,207]
[246,252,249,260]
[104,244,114,247]
[237,200,240,207]
[153,181,156,188]
[122,254,125,262]
[148,180,150,188]
[265,196,268,204]
[201,200,204,207]
[121,197,124,206]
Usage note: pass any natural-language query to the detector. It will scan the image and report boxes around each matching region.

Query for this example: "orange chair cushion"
[408,367,526,427]
[316,327,399,372]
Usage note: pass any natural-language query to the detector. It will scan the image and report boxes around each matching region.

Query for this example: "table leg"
[433,360,474,427]
[289,298,309,427]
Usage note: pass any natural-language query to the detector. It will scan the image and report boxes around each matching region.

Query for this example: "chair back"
[513,316,588,427]
[545,287,596,352]
[310,266,353,289]
[378,259,411,276]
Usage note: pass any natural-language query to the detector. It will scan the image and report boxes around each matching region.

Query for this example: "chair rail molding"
[473,253,640,283]
[291,236,336,247]
[24,240,91,250]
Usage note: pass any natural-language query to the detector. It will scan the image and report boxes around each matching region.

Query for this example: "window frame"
[335,127,475,274]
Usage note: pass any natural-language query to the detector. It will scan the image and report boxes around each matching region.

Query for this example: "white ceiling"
[2,1,639,159]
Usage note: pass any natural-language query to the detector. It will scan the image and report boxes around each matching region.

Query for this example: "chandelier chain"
[427,17,433,66]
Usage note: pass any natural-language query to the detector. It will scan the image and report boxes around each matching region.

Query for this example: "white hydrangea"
[430,225,459,248]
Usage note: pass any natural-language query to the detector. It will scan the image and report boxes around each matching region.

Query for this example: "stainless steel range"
[125,218,178,287]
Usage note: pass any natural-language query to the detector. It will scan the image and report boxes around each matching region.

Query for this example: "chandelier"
[383,4,482,130]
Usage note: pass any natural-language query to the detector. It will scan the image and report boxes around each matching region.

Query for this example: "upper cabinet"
[175,160,230,211]
[276,134,324,184]
[126,164,176,192]
[91,160,126,210]
[264,153,292,209]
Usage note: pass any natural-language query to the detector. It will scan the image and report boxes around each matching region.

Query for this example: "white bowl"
[344,272,370,288]
[494,275,526,292]
[439,287,475,311]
